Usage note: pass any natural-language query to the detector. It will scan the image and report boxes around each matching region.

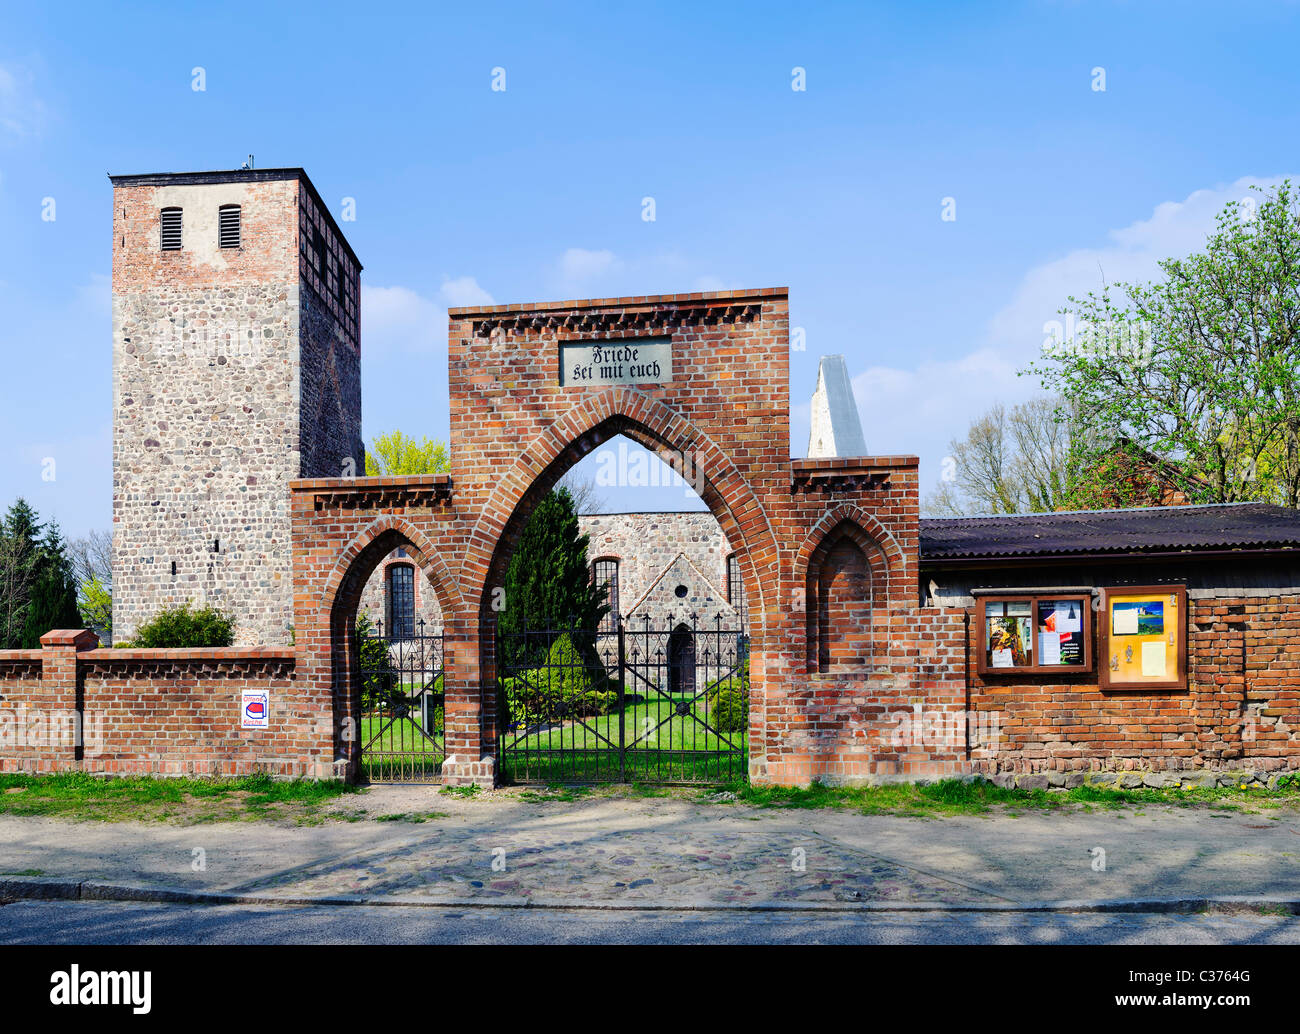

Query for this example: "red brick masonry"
[0,632,318,778]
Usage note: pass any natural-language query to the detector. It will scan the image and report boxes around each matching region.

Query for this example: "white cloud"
[988,174,1295,353]
[0,59,46,139]
[792,347,1025,465]
[361,285,445,355]
[360,277,495,357]
[557,248,621,292]
[829,175,1299,489]
[437,275,494,308]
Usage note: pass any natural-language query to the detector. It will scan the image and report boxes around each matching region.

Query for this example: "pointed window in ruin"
[593,558,619,633]
[726,553,746,624]
[385,563,415,640]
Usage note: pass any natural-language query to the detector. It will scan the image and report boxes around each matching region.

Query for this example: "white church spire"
[807,354,867,458]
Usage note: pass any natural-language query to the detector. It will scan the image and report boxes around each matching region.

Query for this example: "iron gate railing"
[497,614,749,785]
[358,619,446,782]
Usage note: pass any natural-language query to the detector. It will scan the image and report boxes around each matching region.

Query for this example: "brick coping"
[290,473,452,492]
[82,648,296,662]
[447,286,788,317]
[0,650,43,661]
[791,456,920,472]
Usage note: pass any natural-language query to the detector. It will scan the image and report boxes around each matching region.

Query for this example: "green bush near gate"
[130,601,235,648]
[503,632,617,730]
[357,614,399,711]
[701,658,749,734]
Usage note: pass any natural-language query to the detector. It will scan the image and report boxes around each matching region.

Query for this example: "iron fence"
[358,618,446,782]
[497,613,749,785]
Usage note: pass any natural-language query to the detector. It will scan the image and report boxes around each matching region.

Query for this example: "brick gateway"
[289,288,930,787]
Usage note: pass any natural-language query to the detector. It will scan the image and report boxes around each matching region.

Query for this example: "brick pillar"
[38,629,99,767]
[439,615,494,788]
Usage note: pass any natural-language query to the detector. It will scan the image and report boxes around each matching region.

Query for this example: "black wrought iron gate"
[358,620,446,782]
[496,614,749,785]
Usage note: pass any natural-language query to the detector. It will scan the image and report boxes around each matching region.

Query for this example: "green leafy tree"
[1026,180,1300,506]
[364,431,450,476]
[356,613,401,711]
[19,521,82,648]
[78,575,113,645]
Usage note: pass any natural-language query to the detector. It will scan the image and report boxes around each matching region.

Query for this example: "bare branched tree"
[68,528,113,589]
[557,473,606,516]
[923,397,1072,516]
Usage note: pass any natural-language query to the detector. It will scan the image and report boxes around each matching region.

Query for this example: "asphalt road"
[2,900,1298,945]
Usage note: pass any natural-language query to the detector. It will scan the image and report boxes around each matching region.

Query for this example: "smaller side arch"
[793,502,907,591]
[322,514,466,628]
[318,515,467,780]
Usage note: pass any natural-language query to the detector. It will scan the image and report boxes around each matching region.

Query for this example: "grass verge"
[0,772,361,824]
[713,775,1300,816]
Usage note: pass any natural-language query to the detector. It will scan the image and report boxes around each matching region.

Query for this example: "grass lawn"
[499,694,747,784]
[0,772,360,824]
[359,712,444,783]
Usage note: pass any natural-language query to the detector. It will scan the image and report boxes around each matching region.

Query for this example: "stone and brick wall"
[111,171,361,648]
[358,551,445,633]
[577,512,735,623]
[81,265,1300,788]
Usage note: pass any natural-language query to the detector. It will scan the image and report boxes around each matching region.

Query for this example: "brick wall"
[919,564,1300,782]
[0,632,330,778]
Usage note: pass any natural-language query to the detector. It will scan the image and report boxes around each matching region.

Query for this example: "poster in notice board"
[1103,587,1184,688]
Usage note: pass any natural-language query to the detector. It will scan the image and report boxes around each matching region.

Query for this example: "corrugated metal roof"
[920,502,1300,561]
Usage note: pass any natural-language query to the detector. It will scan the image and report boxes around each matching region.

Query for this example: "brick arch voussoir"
[323,514,466,631]
[465,388,780,634]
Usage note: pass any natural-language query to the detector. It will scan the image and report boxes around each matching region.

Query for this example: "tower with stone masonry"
[110,168,363,646]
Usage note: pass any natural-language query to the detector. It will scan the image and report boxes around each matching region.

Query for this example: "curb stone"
[2,878,1297,916]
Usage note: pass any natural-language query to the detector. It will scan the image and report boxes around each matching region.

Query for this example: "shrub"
[357,613,397,711]
[131,601,235,648]
[702,658,749,734]
[503,632,616,730]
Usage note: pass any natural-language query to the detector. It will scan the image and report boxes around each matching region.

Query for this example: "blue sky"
[1,0,1298,535]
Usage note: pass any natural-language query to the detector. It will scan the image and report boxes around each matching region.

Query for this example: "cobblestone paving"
[6,789,1299,909]
[228,823,1002,905]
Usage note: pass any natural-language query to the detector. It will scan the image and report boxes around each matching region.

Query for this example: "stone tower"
[110,168,363,646]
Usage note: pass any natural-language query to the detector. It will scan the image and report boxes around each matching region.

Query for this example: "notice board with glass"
[1099,585,1187,690]
[975,593,1093,675]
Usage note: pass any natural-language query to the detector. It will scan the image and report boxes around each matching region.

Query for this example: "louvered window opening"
[160,208,183,250]
[219,205,241,248]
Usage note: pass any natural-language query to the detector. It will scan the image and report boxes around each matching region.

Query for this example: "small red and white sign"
[241,690,269,729]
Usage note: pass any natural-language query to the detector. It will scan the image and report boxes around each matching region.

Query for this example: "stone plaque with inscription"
[559,338,672,387]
